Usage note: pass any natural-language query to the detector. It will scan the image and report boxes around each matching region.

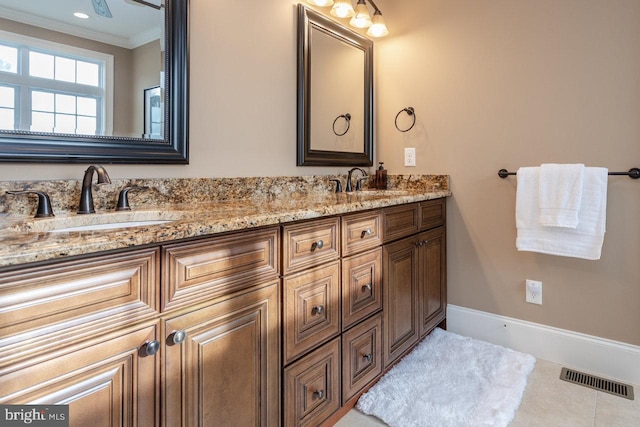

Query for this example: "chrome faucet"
[78,165,111,214]
[346,167,368,192]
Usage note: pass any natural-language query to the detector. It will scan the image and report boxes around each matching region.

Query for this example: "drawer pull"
[313,389,325,399]
[168,330,187,345]
[362,283,373,293]
[311,240,324,251]
[312,305,325,315]
[362,353,373,362]
[416,240,428,247]
[360,228,372,238]
[140,340,160,357]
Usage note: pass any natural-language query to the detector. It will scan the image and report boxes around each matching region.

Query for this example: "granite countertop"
[0,189,450,269]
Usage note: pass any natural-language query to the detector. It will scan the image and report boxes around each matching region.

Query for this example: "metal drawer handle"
[140,340,160,357]
[362,353,373,362]
[362,283,372,293]
[168,330,187,346]
[360,228,372,238]
[311,240,324,251]
[313,389,325,399]
[313,305,325,315]
[416,240,428,247]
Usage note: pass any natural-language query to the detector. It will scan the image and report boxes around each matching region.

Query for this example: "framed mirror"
[297,4,373,167]
[0,0,188,163]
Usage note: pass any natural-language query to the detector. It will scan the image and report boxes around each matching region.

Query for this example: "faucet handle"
[116,186,147,211]
[6,191,55,218]
[355,177,369,191]
[329,179,343,193]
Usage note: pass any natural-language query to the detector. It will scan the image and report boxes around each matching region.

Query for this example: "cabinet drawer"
[283,217,339,275]
[342,248,382,330]
[162,227,279,311]
[0,248,159,367]
[382,203,419,242]
[341,210,382,256]
[284,261,340,363]
[419,198,446,231]
[342,314,383,404]
[284,338,341,427]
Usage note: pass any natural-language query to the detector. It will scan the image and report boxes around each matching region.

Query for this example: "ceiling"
[0,0,163,49]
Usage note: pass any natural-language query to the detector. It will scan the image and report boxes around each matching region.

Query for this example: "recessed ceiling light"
[73,12,89,19]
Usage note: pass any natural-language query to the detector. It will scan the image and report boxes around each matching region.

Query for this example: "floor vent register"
[560,367,634,400]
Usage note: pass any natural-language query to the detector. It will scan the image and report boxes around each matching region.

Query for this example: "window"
[0,30,113,135]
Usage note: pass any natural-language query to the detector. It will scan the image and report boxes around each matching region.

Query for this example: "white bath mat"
[357,328,536,427]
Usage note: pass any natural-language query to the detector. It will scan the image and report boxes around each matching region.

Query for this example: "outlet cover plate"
[526,279,542,305]
[404,147,416,166]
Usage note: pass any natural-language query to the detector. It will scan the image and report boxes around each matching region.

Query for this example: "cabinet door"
[163,281,279,427]
[418,227,447,337]
[0,323,160,427]
[383,236,419,367]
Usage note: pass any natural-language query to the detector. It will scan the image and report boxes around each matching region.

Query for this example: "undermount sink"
[13,210,187,233]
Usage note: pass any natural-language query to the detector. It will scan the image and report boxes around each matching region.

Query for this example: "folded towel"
[538,163,585,228]
[516,166,608,260]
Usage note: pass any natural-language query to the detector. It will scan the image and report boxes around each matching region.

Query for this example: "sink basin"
[13,210,187,233]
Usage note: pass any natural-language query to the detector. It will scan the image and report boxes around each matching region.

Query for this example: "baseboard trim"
[446,304,640,385]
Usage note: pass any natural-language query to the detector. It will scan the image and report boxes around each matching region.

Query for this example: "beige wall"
[0,1,638,345]
[375,0,640,346]
[131,40,163,137]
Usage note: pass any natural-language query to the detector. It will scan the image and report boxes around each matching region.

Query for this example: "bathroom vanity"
[0,177,449,426]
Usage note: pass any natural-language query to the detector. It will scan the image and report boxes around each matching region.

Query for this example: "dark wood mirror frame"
[296,4,373,167]
[0,0,189,164]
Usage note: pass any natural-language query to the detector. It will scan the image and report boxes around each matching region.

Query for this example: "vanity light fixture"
[308,0,389,37]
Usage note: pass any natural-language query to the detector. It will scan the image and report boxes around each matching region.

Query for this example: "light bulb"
[367,10,389,37]
[330,0,355,18]
[350,1,372,28]
[307,0,334,6]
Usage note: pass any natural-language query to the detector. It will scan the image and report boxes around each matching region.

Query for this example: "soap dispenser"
[376,162,387,190]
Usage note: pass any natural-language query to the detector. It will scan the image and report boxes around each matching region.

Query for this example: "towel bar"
[498,168,640,179]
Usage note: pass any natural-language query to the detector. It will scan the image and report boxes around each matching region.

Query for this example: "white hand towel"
[538,163,585,228]
[516,166,608,260]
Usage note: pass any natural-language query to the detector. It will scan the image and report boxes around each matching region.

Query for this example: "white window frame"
[0,29,114,135]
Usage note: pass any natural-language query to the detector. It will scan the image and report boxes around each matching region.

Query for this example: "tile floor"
[334,359,640,427]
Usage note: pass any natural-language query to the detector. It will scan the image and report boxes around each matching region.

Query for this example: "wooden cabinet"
[0,323,160,426]
[283,262,341,363]
[341,313,382,403]
[383,199,447,367]
[284,338,341,427]
[0,197,446,427]
[162,280,279,427]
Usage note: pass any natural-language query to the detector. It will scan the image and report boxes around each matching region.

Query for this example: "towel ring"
[395,107,416,132]
[332,113,351,136]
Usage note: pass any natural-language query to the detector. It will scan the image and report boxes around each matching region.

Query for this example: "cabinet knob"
[362,283,372,293]
[140,340,160,357]
[311,240,324,251]
[360,228,372,238]
[168,330,187,345]
[313,389,325,399]
[362,353,373,362]
[312,305,325,315]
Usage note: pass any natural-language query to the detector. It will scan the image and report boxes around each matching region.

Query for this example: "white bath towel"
[538,163,585,228]
[516,166,608,260]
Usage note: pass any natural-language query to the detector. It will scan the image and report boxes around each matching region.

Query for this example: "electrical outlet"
[404,147,416,166]
[526,279,542,305]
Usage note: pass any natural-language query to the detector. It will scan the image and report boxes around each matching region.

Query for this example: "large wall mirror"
[297,4,373,167]
[0,0,188,163]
